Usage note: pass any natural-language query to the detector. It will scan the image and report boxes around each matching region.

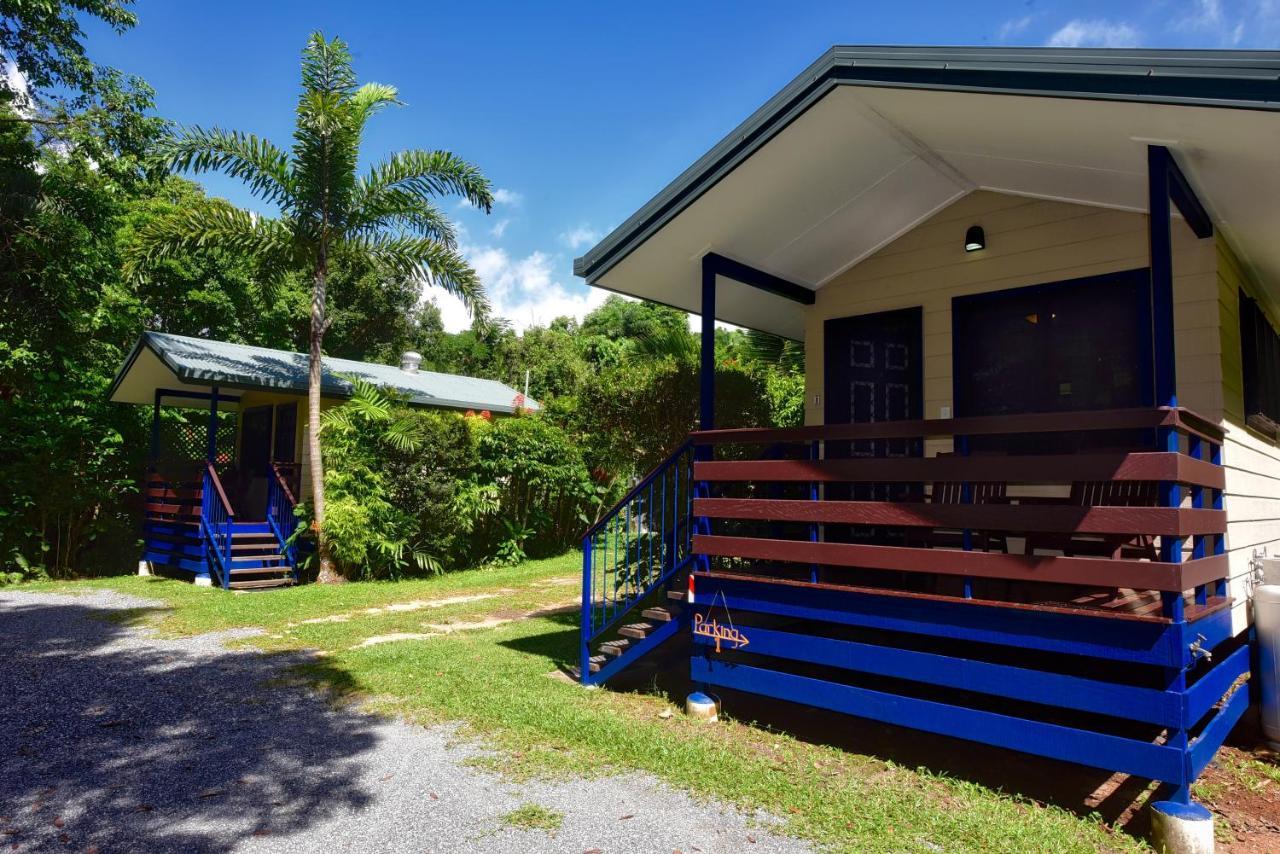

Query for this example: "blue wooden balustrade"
[682,405,1244,806]
[579,440,696,684]
[267,462,301,584]
[200,461,235,588]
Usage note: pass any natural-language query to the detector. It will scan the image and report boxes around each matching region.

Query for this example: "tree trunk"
[310,255,343,584]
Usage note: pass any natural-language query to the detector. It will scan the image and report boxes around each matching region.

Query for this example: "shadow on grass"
[503,606,1164,838]
[0,592,380,852]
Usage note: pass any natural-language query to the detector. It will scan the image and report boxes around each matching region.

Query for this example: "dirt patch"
[351,601,578,649]
[1198,745,1280,853]
[298,593,501,625]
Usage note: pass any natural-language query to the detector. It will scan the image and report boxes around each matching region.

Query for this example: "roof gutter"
[573,46,1280,285]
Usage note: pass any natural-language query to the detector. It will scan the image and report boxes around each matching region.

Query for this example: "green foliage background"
[0,4,804,581]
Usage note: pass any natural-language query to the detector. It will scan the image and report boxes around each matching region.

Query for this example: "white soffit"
[595,83,1280,339]
[108,345,237,410]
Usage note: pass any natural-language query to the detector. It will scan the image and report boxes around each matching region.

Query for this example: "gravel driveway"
[0,589,807,853]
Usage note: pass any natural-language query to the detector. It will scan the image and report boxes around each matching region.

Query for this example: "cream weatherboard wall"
[1217,236,1280,634]
[800,190,1262,633]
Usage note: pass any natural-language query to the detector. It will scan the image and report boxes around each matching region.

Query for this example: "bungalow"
[108,331,537,589]
[573,46,1280,821]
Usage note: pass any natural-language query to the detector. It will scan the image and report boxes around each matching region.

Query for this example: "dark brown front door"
[823,306,924,543]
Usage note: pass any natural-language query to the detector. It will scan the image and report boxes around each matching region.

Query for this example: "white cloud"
[492,188,522,206]
[998,15,1035,41]
[1176,0,1225,31]
[1047,19,1141,47]
[422,244,608,333]
[489,218,511,238]
[1168,0,1258,46]
[559,225,602,251]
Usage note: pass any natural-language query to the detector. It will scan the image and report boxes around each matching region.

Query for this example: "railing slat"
[694,452,1224,489]
[694,497,1225,537]
[691,406,1222,445]
[693,534,1228,592]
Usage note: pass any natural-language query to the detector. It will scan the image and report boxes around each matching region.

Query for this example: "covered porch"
[573,47,1280,809]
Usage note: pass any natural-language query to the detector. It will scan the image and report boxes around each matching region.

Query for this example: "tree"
[128,33,494,582]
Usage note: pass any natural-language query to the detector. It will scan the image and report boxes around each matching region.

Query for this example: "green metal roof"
[574,45,1280,286]
[109,331,538,414]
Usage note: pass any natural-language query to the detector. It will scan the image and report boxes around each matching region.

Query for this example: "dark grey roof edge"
[573,45,1280,285]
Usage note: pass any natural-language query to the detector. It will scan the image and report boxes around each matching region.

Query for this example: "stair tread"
[228,578,295,590]
[230,543,279,551]
[230,554,286,563]
[618,622,654,639]
[228,567,293,576]
[587,654,608,673]
[231,532,275,539]
[599,639,631,657]
[641,607,674,622]
[667,589,687,601]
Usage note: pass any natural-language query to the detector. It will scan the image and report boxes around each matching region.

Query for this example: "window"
[1240,290,1280,435]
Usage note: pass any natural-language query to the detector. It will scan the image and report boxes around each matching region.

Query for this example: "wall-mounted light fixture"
[964,225,986,252]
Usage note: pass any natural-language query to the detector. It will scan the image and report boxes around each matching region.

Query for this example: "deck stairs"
[143,462,299,590]
[223,523,295,590]
[575,441,696,684]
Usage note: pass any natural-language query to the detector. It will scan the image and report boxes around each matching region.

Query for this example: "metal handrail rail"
[581,441,697,681]
[582,439,694,540]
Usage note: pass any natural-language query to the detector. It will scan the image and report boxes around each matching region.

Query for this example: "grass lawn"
[23,556,1267,852]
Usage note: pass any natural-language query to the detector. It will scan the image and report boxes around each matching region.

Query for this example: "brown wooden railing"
[689,407,1228,621]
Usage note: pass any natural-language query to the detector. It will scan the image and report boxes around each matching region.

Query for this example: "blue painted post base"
[686,691,719,722]
[1150,800,1214,854]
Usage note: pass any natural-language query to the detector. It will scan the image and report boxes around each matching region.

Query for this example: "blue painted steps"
[223,525,295,590]
[575,585,686,682]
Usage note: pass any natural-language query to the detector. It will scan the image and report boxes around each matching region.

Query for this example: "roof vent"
[399,351,422,374]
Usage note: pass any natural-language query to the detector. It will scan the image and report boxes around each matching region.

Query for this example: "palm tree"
[128,33,494,583]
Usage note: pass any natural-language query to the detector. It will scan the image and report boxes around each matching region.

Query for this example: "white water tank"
[1257,559,1280,748]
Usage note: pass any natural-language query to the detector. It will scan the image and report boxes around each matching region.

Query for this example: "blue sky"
[81,1,1279,331]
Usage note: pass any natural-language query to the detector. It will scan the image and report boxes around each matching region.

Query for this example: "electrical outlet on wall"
[940,405,952,419]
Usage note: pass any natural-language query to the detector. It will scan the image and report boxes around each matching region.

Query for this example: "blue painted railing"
[200,462,235,588]
[580,440,696,680]
[267,462,300,583]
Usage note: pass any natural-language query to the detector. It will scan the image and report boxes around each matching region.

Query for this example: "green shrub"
[318,381,594,577]
[467,415,596,563]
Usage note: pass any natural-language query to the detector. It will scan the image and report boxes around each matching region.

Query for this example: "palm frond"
[349,82,401,127]
[299,32,357,98]
[125,201,299,282]
[745,329,805,372]
[634,326,699,363]
[161,126,296,209]
[340,233,490,321]
[347,187,456,244]
[361,150,494,211]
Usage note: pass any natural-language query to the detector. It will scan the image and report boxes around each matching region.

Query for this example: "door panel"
[273,403,297,463]
[238,406,272,519]
[824,307,924,543]
[952,268,1153,452]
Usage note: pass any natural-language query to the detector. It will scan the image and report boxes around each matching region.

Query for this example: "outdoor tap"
[1189,633,1212,664]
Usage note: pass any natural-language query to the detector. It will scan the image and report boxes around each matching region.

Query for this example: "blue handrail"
[200,462,234,588]
[266,463,299,583]
[580,440,696,680]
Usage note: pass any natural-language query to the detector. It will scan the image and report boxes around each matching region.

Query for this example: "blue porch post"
[693,258,717,700]
[197,386,220,586]
[206,386,220,464]
[149,389,162,471]
[700,258,716,432]
[1149,145,1191,804]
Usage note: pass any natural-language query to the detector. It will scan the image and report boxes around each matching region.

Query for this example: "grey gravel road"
[0,589,808,854]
